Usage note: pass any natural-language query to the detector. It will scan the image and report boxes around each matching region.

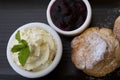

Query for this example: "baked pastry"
[114,16,120,41]
[71,27,120,77]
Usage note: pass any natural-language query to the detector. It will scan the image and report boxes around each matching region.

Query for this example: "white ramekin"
[47,0,92,36]
[7,22,62,78]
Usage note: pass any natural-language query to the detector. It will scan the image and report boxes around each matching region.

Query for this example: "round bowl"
[6,22,62,78]
[47,0,92,36]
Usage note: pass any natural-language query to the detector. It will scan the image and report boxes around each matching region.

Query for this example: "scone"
[71,27,120,77]
[114,16,120,41]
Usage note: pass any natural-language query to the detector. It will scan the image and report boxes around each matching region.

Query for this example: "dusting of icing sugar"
[85,34,107,69]
[77,33,107,69]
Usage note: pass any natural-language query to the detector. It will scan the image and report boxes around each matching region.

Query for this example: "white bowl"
[6,22,62,78]
[47,0,92,36]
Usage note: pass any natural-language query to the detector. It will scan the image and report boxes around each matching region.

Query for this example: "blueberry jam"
[50,0,87,31]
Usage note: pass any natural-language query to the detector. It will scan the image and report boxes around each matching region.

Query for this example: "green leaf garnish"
[15,31,21,42]
[11,44,25,53]
[18,47,30,66]
[20,39,28,46]
[11,31,30,66]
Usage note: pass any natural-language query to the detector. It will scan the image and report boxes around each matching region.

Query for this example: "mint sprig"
[11,44,25,53]
[11,31,30,66]
[15,31,21,42]
[18,47,30,66]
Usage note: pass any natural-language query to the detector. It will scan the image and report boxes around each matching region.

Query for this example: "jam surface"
[50,0,87,31]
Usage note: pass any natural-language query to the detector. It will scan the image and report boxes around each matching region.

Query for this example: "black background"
[0,0,120,80]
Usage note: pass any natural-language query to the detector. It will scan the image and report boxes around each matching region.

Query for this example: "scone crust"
[71,27,120,77]
[114,16,120,41]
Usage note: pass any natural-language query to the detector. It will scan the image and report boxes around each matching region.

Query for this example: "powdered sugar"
[85,34,107,69]
[86,34,107,69]
[78,33,107,69]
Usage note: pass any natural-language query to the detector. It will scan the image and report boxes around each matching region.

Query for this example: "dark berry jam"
[50,0,87,31]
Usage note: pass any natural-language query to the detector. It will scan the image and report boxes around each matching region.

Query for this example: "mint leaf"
[20,39,28,46]
[11,44,25,53]
[15,31,21,42]
[11,30,30,66]
[18,46,30,66]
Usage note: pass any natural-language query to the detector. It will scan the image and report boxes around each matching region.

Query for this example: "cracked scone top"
[114,16,120,41]
[71,27,120,77]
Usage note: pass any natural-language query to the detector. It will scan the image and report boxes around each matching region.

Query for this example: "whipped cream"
[11,27,56,72]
